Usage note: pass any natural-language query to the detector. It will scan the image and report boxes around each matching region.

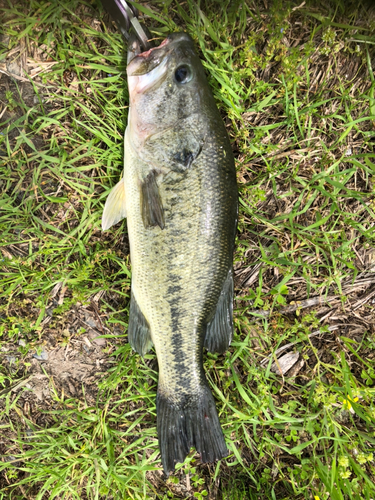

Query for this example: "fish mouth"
[127,33,194,95]
[127,36,170,74]
[127,32,194,78]
[126,36,170,94]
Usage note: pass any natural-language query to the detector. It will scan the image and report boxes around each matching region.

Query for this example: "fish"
[102,31,238,475]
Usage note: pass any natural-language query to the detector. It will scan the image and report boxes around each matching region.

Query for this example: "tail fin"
[157,385,228,475]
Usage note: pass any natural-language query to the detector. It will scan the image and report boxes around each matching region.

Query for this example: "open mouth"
[127,37,170,75]
[136,37,169,61]
[126,33,194,93]
[126,37,171,94]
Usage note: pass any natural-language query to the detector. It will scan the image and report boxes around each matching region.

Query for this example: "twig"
[247,295,337,317]
[352,286,375,311]
[91,301,112,335]
[0,68,31,83]
[260,325,340,367]
[248,272,375,317]
[243,146,320,167]
[186,473,190,491]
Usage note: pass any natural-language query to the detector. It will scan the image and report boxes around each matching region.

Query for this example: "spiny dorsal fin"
[102,178,127,230]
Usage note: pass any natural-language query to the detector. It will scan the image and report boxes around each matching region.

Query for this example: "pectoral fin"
[204,268,234,354]
[141,171,165,229]
[102,179,127,231]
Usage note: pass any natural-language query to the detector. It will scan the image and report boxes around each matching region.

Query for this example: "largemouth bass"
[102,32,238,475]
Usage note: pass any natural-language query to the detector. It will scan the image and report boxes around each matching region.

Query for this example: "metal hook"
[102,0,153,51]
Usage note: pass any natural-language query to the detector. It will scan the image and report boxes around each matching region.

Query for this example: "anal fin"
[141,171,165,229]
[204,268,234,354]
[128,291,153,356]
[102,178,127,231]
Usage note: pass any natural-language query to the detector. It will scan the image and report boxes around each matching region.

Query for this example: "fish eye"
[174,64,192,84]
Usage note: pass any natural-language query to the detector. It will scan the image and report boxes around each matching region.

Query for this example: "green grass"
[1,0,375,498]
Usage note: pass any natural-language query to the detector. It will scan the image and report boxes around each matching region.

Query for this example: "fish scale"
[126,133,224,390]
[102,32,237,474]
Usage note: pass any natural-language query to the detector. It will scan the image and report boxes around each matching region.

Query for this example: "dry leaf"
[271,352,300,375]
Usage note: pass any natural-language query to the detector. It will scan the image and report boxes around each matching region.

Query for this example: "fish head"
[127,32,209,147]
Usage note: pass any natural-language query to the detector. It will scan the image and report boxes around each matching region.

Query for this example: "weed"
[1,0,375,499]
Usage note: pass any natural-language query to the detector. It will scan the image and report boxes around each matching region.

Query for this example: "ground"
[1,0,375,499]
